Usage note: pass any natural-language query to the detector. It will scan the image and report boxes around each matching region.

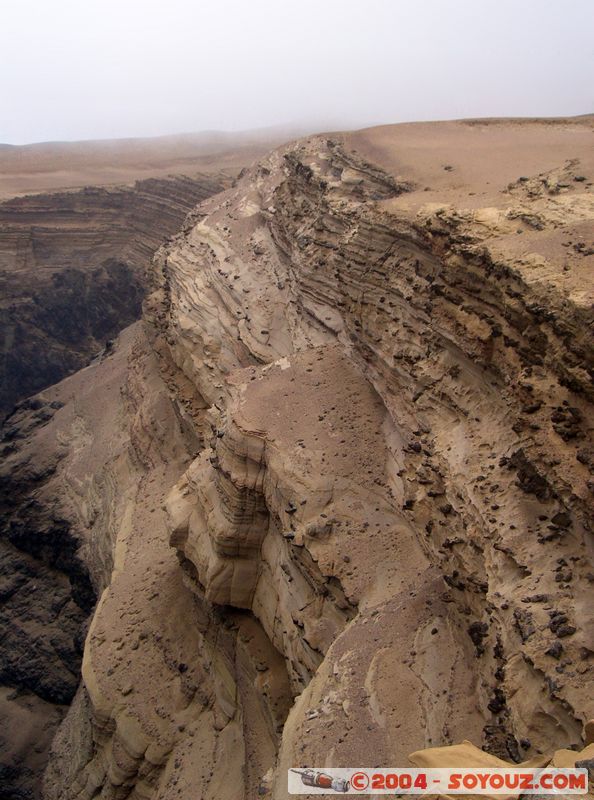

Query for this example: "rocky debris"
[546,641,564,660]
[501,450,554,500]
[513,609,536,642]
[505,161,585,199]
[551,404,583,441]
[468,621,489,655]
[549,611,577,638]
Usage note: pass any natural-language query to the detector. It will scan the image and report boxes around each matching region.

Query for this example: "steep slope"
[2,118,592,800]
[145,118,594,791]
[0,174,226,415]
[0,322,201,799]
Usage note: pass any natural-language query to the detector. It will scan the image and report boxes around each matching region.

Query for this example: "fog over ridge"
[1,0,593,144]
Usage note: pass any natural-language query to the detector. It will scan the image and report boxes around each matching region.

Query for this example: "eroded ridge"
[4,119,588,800]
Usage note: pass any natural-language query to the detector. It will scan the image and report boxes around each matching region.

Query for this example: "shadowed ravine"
[0,174,228,416]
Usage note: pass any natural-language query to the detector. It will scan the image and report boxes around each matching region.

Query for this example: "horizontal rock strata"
[0,174,228,415]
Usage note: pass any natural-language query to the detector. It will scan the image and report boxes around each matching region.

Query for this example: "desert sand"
[0,127,304,199]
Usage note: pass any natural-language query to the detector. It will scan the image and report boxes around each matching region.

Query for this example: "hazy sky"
[1,0,592,144]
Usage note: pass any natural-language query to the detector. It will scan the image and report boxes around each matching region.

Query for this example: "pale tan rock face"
[151,119,593,795]
[5,118,589,800]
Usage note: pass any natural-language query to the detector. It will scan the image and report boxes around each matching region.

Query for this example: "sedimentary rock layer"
[151,119,593,793]
[0,173,227,415]
[3,118,592,800]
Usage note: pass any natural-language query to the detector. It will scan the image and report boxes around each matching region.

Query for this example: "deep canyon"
[0,118,593,800]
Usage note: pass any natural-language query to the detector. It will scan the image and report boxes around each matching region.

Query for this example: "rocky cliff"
[0,173,227,416]
[1,118,592,800]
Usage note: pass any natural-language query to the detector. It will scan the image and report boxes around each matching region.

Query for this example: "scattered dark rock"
[487,688,507,714]
[555,569,573,583]
[521,594,549,603]
[503,449,553,501]
[550,511,571,529]
[522,401,542,414]
[575,758,594,780]
[549,612,576,638]
[513,609,535,642]
[550,406,582,441]
[468,621,489,655]
[545,641,564,659]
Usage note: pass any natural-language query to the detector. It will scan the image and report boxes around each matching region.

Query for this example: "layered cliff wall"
[2,119,592,800]
[144,121,593,794]
[0,173,227,415]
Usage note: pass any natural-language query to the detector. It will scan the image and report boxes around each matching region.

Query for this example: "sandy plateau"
[0,117,593,799]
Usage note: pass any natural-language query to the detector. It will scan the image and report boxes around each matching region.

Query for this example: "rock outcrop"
[150,120,593,782]
[1,118,592,800]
